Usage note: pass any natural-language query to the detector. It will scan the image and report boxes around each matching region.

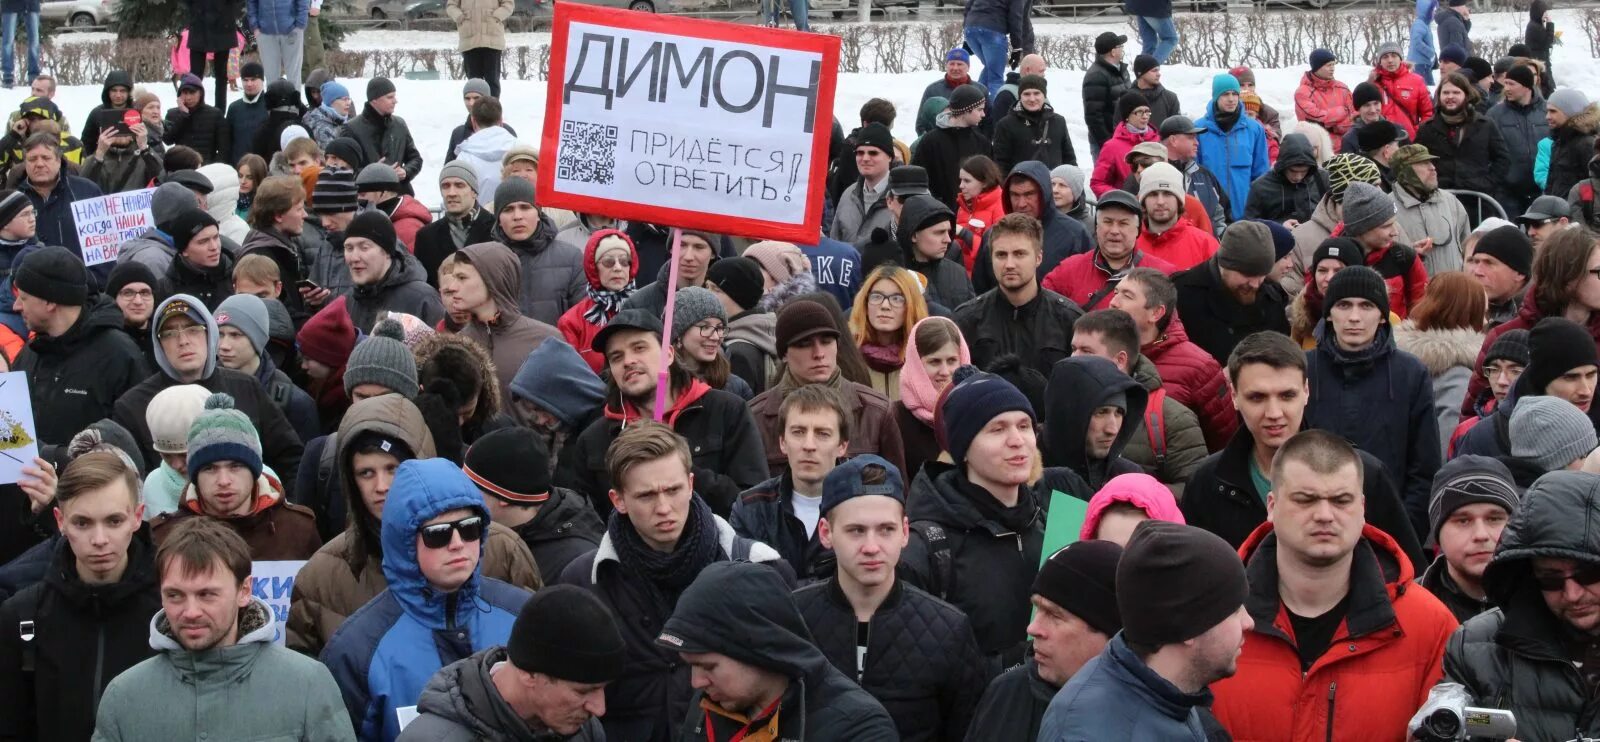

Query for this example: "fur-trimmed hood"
[1393,321,1484,377]
[1559,101,1600,137]
[413,331,502,431]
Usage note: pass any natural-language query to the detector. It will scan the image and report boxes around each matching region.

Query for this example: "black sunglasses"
[1533,563,1600,592]
[419,516,484,549]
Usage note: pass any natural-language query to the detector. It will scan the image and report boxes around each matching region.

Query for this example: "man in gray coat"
[491,176,585,325]
[830,122,896,247]
[400,585,626,741]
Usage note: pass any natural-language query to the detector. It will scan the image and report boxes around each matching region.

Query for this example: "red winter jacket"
[1294,72,1356,147]
[383,195,433,253]
[1136,220,1218,272]
[558,228,639,373]
[1143,318,1237,451]
[1090,123,1159,197]
[1210,522,1457,742]
[1041,248,1176,311]
[1459,284,1600,419]
[1363,241,1428,320]
[1373,63,1435,139]
[956,186,1005,274]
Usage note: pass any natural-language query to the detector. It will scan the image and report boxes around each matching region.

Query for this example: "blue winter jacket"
[798,235,862,308]
[1409,0,1438,71]
[320,459,531,742]
[1037,634,1211,741]
[247,0,310,35]
[1195,103,1270,222]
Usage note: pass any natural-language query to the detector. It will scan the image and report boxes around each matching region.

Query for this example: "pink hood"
[1079,472,1186,540]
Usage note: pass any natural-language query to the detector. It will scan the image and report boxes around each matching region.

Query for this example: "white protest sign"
[252,559,308,647]
[539,4,840,243]
[71,187,156,267]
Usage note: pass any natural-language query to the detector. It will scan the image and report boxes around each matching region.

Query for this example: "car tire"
[69,12,95,27]
[628,0,654,10]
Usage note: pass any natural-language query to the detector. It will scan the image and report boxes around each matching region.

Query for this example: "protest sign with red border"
[538,4,840,243]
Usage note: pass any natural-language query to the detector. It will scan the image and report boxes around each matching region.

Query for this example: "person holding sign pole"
[0,451,159,742]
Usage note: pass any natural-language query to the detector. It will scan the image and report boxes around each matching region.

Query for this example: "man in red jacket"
[1209,430,1458,741]
[1135,163,1218,271]
[1369,42,1434,139]
[1110,266,1237,451]
[1041,189,1174,311]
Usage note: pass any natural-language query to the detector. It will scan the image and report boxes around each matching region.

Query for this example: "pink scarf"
[898,317,971,424]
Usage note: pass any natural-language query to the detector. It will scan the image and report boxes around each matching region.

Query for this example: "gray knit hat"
[355,162,401,193]
[186,393,263,483]
[670,287,727,344]
[495,176,537,214]
[343,319,418,399]
[214,293,269,357]
[1215,220,1276,277]
[463,78,491,98]
[1549,88,1591,118]
[1339,181,1396,238]
[1511,396,1598,473]
[439,159,478,191]
[263,297,294,345]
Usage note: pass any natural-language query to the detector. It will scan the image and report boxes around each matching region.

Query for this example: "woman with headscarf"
[894,316,967,480]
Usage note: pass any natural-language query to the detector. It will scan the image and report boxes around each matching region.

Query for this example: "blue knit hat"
[1212,74,1242,102]
[321,80,350,104]
[186,393,263,483]
[940,373,1036,464]
[945,47,969,64]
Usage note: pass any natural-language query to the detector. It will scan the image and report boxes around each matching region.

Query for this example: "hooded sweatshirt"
[1043,355,1149,490]
[1244,132,1328,224]
[454,125,518,209]
[320,459,532,742]
[1079,471,1186,540]
[456,241,563,408]
[661,561,899,741]
[896,195,976,309]
[80,70,132,156]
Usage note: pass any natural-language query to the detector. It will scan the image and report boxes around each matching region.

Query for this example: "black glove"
[1008,49,1022,69]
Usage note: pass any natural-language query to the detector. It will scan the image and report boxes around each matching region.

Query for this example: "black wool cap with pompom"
[343,318,419,401]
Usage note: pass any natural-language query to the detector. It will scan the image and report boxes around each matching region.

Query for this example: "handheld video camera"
[1410,684,1517,741]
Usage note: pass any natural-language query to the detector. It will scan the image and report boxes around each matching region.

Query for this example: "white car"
[41,0,117,27]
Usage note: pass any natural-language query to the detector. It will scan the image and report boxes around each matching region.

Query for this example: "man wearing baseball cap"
[1159,114,1229,236]
[969,539,1124,740]
[1041,189,1175,311]
[791,454,986,740]
[1083,31,1130,160]
[1038,520,1250,740]
[1517,194,1573,250]
[399,585,626,741]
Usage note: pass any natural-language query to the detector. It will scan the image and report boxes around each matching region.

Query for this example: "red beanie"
[296,296,358,368]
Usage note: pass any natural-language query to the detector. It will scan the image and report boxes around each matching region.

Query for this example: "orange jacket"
[1210,522,1458,742]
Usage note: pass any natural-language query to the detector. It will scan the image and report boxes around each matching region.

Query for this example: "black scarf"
[608,493,722,593]
[955,476,1039,533]
[1212,105,1240,133]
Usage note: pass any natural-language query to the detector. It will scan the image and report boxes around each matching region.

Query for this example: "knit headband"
[464,463,550,504]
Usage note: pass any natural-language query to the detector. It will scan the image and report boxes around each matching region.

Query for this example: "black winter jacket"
[0,528,161,742]
[964,658,1057,742]
[251,104,306,163]
[912,112,991,212]
[1137,83,1182,130]
[1545,102,1600,199]
[1042,355,1147,490]
[340,105,424,184]
[1304,326,1441,540]
[1487,92,1550,198]
[1081,58,1130,154]
[954,286,1083,378]
[569,383,768,516]
[896,195,976,309]
[1180,425,1427,569]
[162,101,229,164]
[80,71,132,157]
[793,577,990,742]
[1420,554,1491,624]
[185,0,242,51]
[1445,470,1600,742]
[413,208,494,287]
[345,251,445,330]
[506,486,603,586]
[14,299,151,446]
[1173,257,1291,366]
[163,252,234,310]
[729,471,833,582]
[113,367,304,496]
[1243,133,1327,223]
[1415,106,1511,200]
[239,227,309,322]
[991,104,1076,174]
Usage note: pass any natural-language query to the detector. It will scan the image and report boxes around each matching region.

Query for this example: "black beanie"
[706,256,763,311]
[854,122,893,157]
[1133,54,1159,78]
[1311,237,1365,272]
[325,137,366,170]
[14,245,87,306]
[0,189,28,228]
[366,76,396,101]
[464,428,552,505]
[507,584,627,683]
[1322,265,1390,320]
[107,260,160,297]
[168,208,219,254]
[1484,328,1530,368]
[1352,81,1384,110]
[1116,91,1150,122]
[240,61,264,80]
[1018,73,1048,95]
[1505,64,1536,91]
[345,210,398,255]
[1117,520,1247,646]
[1471,225,1533,278]
[1524,316,1599,395]
[1034,540,1123,636]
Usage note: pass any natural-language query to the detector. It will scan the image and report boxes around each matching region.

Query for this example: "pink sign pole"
[652,227,684,421]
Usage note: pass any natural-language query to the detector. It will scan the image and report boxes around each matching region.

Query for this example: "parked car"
[41,0,116,27]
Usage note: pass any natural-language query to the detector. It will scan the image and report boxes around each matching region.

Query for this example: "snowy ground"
[13,8,1598,208]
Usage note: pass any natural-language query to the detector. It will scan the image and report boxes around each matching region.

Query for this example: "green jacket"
[91,597,356,742]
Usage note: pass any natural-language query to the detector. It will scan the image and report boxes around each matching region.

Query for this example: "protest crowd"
[0,0,1599,738]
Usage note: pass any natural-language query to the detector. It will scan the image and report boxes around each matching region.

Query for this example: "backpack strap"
[910,520,954,600]
[1144,388,1168,466]
[14,594,36,674]
[313,432,339,518]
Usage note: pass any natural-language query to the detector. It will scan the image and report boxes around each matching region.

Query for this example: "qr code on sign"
[558,120,618,185]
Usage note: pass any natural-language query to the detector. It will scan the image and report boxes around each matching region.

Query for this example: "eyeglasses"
[693,322,727,338]
[117,288,153,300]
[599,256,631,270]
[1533,564,1600,592]
[1481,363,1525,381]
[418,516,484,549]
[157,325,206,343]
[867,292,906,307]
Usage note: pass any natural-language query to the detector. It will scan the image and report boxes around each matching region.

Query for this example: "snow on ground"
[16,9,1600,209]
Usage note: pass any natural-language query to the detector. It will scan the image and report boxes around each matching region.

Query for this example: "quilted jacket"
[1142,318,1238,451]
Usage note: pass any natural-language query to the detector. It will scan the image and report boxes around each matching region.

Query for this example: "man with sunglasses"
[322,458,531,742]
[1441,470,1600,741]
[1515,195,1573,251]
